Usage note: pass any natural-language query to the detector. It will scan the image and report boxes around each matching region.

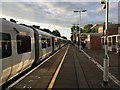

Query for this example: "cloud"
[2,0,120,2]
[1,1,119,39]
[2,2,118,26]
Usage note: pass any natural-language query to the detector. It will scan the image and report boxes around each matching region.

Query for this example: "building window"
[108,37,111,46]
[41,38,46,48]
[112,36,116,45]
[17,35,31,54]
[117,36,120,48]
[47,38,51,47]
[0,33,12,59]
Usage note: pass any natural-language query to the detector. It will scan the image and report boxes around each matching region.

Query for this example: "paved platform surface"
[53,44,120,89]
[10,44,120,89]
[83,47,120,81]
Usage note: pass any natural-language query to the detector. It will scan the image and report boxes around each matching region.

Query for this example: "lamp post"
[74,10,87,50]
[101,0,109,86]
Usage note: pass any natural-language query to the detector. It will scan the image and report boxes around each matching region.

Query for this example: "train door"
[0,32,13,85]
[46,37,52,54]
[38,35,42,60]
[32,29,39,65]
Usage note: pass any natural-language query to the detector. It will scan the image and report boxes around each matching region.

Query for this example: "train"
[0,18,67,86]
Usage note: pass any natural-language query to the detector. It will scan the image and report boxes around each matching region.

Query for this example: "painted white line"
[82,50,120,87]
[7,45,67,89]
[47,44,70,89]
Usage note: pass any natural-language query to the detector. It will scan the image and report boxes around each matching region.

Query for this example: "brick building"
[82,33,102,49]
[92,24,119,36]
[91,24,120,53]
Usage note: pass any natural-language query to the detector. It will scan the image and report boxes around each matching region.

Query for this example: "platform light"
[102,4,106,9]
[100,0,110,87]
[101,0,106,9]
[73,10,87,50]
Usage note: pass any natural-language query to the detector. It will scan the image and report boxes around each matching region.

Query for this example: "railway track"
[2,46,65,90]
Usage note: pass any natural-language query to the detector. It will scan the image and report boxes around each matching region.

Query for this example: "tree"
[10,18,17,23]
[32,25,40,29]
[71,25,75,32]
[83,24,93,33]
[42,28,52,34]
[61,36,67,40]
[91,28,98,33]
[70,25,79,42]
[52,30,61,37]
[71,25,79,32]
[83,24,98,33]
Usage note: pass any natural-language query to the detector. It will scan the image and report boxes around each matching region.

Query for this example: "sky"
[0,0,119,40]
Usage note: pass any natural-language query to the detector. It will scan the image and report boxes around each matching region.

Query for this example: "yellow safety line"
[47,44,70,90]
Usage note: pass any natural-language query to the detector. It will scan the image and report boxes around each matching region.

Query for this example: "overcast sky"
[0,0,119,39]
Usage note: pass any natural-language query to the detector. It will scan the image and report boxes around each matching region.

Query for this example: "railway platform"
[9,44,120,89]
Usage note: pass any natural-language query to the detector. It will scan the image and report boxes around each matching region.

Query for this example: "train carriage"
[0,18,68,86]
[0,18,36,85]
[33,28,54,63]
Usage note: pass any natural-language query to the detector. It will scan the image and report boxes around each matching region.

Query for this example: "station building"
[90,24,120,53]
[82,33,102,49]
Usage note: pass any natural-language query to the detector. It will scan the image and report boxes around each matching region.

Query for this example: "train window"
[0,33,12,59]
[47,38,51,47]
[54,38,58,46]
[17,35,31,54]
[55,39,59,47]
[41,38,46,48]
